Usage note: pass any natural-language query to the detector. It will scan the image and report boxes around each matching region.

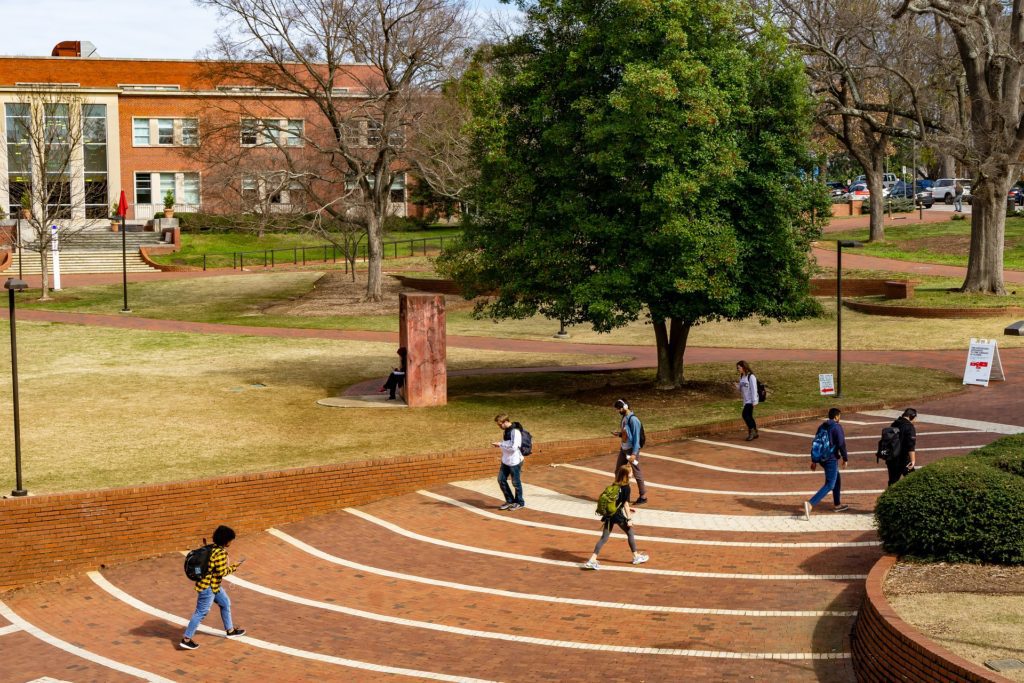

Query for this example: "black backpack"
[512,421,533,456]
[756,377,767,404]
[184,541,214,581]
[876,426,902,462]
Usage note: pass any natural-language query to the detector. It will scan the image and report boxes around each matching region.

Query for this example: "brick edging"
[0,249,10,273]
[851,555,1008,682]
[139,246,199,272]
[844,299,1024,319]
[0,397,959,592]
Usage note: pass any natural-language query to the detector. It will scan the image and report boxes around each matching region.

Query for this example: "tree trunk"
[38,246,51,301]
[961,172,1009,294]
[364,209,384,302]
[653,317,692,389]
[865,160,886,242]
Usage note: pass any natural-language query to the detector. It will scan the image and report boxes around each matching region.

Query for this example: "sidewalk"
[813,246,1024,282]
[824,207,957,233]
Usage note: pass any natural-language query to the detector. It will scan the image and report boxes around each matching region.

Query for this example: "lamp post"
[5,277,28,496]
[117,190,130,313]
[836,240,864,398]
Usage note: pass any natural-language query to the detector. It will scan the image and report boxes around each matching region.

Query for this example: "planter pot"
[110,220,121,232]
[163,209,175,219]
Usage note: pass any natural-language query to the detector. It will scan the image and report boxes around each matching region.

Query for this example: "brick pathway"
[2,298,1024,681]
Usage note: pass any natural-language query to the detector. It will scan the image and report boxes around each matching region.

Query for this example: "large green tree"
[439,0,827,387]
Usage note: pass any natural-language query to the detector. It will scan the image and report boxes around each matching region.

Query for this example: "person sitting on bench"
[380,347,408,400]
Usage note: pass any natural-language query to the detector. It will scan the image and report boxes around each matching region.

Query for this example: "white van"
[854,173,900,190]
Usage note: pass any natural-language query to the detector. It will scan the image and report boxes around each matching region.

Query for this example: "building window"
[5,103,30,216]
[135,172,152,205]
[182,174,200,205]
[159,173,176,204]
[285,120,304,147]
[366,119,382,147]
[181,119,199,146]
[132,117,199,146]
[241,118,303,147]
[83,104,108,218]
[241,176,258,204]
[44,104,72,219]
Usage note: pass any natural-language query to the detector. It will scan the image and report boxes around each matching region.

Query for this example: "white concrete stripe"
[837,420,891,425]
[349,508,866,580]
[223,572,849,660]
[270,528,857,617]
[640,451,888,474]
[761,428,983,440]
[557,463,885,496]
[861,410,1024,435]
[692,438,985,458]
[451,478,878,533]
[86,572,495,683]
[0,623,21,637]
[0,600,174,683]
[421,490,881,548]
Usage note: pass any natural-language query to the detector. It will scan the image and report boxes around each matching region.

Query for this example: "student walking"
[582,465,648,570]
[803,408,849,520]
[888,408,918,487]
[613,399,647,505]
[736,361,759,441]
[954,182,965,212]
[492,414,525,511]
[180,525,246,650]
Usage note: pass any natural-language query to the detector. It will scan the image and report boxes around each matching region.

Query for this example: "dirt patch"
[262,271,476,317]
[900,235,970,254]
[885,562,1024,596]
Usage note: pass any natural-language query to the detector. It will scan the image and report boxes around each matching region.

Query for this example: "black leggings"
[742,403,756,430]
[592,516,637,556]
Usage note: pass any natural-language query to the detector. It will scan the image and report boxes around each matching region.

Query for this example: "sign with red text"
[963,338,1005,387]
[819,373,835,396]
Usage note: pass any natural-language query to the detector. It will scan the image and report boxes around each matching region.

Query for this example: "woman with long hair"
[582,464,648,570]
[736,360,759,441]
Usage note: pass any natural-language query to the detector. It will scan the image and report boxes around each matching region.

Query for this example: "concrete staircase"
[6,232,166,274]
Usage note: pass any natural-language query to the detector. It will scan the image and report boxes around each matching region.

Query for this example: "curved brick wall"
[0,404,898,592]
[389,274,467,295]
[844,299,1024,319]
[852,555,1006,682]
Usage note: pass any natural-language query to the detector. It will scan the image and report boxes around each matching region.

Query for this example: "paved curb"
[851,555,1007,682]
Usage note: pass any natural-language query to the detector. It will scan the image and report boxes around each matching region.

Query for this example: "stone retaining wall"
[851,555,1006,682]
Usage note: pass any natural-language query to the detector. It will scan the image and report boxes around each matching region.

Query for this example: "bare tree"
[893,0,1021,294]
[768,0,948,241]
[196,0,472,301]
[1,87,94,299]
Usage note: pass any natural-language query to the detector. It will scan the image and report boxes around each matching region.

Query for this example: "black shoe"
[226,628,246,638]
[179,638,199,650]
[635,497,647,505]
[751,429,759,440]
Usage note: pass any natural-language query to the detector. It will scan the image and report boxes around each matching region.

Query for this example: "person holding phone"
[180,525,247,650]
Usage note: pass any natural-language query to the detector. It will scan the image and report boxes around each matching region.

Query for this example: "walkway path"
[825,207,955,233]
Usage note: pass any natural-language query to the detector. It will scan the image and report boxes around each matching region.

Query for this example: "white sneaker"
[803,501,812,521]
[499,502,514,511]
[582,559,600,570]
[631,553,649,565]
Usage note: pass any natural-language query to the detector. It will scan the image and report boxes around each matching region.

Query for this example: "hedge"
[875,435,1024,564]
[862,198,916,215]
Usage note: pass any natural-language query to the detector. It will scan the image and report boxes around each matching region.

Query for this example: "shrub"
[862,198,915,215]
[876,435,1024,564]
[383,215,434,233]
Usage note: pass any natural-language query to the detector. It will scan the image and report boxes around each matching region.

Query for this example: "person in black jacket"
[888,408,918,486]
[380,347,408,400]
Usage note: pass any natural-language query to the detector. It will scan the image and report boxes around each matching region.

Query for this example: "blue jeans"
[954,196,963,212]
[184,587,233,638]
[498,463,524,505]
[809,458,842,507]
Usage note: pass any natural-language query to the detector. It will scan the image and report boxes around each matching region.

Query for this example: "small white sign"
[819,373,835,396]
[963,338,1006,387]
[50,224,61,291]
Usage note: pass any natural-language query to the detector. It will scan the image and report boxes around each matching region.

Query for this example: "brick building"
[0,41,412,226]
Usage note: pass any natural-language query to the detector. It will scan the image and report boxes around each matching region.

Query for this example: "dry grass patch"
[886,562,1024,680]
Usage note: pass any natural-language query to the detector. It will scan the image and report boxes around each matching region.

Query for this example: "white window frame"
[131,117,200,147]
[240,118,305,148]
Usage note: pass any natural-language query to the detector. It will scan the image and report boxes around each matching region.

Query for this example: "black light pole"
[836,240,864,398]
[117,191,130,313]
[5,277,28,496]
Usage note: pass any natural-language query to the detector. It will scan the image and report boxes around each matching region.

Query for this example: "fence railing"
[198,234,451,271]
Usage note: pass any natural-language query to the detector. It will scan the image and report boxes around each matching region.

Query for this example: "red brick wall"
[809,279,898,297]
[851,555,1006,682]
[0,405,887,592]
[843,300,1024,319]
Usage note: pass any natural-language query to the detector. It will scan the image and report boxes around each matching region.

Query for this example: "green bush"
[876,435,1024,564]
[862,198,915,215]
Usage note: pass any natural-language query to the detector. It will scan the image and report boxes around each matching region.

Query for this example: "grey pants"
[593,515,637,555]
[615,449,647,498]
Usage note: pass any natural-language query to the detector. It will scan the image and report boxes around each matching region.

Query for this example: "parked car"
[931,178,972,204]
[845,182,870,200]
[1009,184,1024,206]
[825,181,848,197]
[888,181,934,208]
[854,173,900,190]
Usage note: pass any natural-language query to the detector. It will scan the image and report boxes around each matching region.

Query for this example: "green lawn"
[822,217,1024,271]
[151,227,462,268]
[18,272,1024,349]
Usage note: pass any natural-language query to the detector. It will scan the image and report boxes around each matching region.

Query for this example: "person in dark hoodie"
[803,408,849,520]
[888,408,918,486]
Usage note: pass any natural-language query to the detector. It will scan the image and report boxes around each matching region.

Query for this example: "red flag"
[117,190,128,217]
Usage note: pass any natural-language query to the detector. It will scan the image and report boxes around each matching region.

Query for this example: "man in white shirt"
[492,414,526,511]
